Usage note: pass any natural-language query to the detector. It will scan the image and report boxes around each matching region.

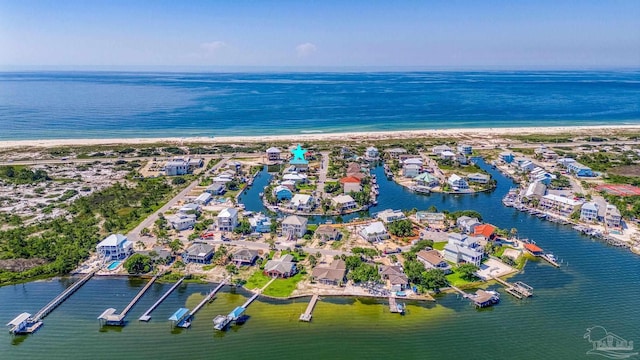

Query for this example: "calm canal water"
[2,160,639,359]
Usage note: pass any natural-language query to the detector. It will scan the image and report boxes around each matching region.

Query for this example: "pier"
[540,253,560,267]
[299,294,319,322]
[7,269,96,334]
[491,277,533,299]
[170,279,227,328]
[450,285,500,308]
[388,295,404,314]
[98,274,159,326]
[139,277,185,321]
[214,278,275,331]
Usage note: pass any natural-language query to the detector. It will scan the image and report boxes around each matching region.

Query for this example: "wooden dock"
[540,254,560,267]
[388,295,404,313]
[139,277,184,321]
[98,274,159,326]
[8,269,96,334]
[450,285,500,308]
[189,280,226,317]
[213,278,274,331]
[299,294,319,322]
[491,277,533,299]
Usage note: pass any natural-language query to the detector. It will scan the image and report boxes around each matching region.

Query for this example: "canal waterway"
[1,159,639,359]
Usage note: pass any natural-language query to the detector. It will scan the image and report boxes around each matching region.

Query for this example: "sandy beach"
[1,124,639,149]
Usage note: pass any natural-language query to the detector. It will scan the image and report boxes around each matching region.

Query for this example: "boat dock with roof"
[450,285,500,308]
[214,278,275,331]
[169,279,227,328]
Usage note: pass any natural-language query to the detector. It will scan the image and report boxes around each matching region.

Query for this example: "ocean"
[1,70,639,140]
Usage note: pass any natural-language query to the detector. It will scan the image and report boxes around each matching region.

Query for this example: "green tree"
[457,263,479,281]
[347,263,380,283]
[234,219,252,234]
[123,254,153,274]
[169,239,183,253]
[422,269,448,290]
[387,219,414,237]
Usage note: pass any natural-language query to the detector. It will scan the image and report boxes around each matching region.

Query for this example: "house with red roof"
[473,224,497,240]
[523,243,543,256]
[339,176,362,193]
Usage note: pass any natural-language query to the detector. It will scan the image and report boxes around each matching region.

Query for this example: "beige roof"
[417,250,445,266]
[311,260,346,282]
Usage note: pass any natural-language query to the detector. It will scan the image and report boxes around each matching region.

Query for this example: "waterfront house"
[530,167,554,185]
[605,204,622,227]
[447,174,469,190]
[467,173,490,184]
[457,144,473,155]
[416,212,446,227]
[282,215,308,239]
[264,254,297,278]
[365,146,379,160]
[524,181,547,200]
[194,192,212,205]
[311,259,346,286]
[212,173,234,184]
[443,234,483,266]
[580,202,600,223]
[417,250,452,274]
[226,161,242,173]
[413,172,439,187]
[332,194,358,211]
[385,147,407,159]
[499,152,515,164]
[473,224,496,240]
[167,213,197,231]
[403,158,423,166]
[376,209,406,223]
[179,203,201,214]
[280,180,297,191]
[266,147,281,161]
[346,162,366,179]
[315,225,341,241]
[97,234,134,261]
[440,150,456,161]
[567,162,594,177]
[517,160,535,172]
[288,194,314,211]
[340,176,362,193]
[379,265,409,291]
[402,163,421,178]
[231,248,260,266]
[183,243,214,264]
[248,213,272,233]
[273,185,293,201]
[456,216,481,234]
[456,154,469,165]
[539,194,583,216]
[359,221,390,242]
[432,145,453,155]
[216,207,239,232]
[205,183,226,195]
[283,172,308,184]
[139,247,173,264]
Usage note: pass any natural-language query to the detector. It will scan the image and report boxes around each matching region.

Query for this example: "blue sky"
[0,0,638,69]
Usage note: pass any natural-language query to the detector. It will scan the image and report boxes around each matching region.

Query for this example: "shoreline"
[2,124,640,149]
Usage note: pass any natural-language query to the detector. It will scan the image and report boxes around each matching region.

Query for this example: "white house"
[518,160,535,172]
[402,163,421,178]
[447,174,469,190]
[332,194,358,211]
[289,194,314,211]
[359,221,390,242]
[281,215,308,239]
[340,176,362,193]
[457,216,481,234]
[605,204,622,227]
[365,146,379,160]
[524,181,547,200]
[165,159,190,176]
[266,147,281,161]
[457,144,472,155]
[179,203,200,214]
[96,234,133,261]
[167,213,197,231]
[443,233,483,266]
[385,148,407,159]
[403,158,423,166]
[440,150,456,160]
[376,209,406,223]
[216,207,239,232]
[432,145,452,155]
[539,194,583,216]
[580,202,599,222]
[282,173,308,183]
[194,192,212,205]
[467,173,490,184]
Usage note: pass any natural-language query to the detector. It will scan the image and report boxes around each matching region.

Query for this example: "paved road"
[128,156,231,244]
[209,239,352,257]
[315,151,330,199]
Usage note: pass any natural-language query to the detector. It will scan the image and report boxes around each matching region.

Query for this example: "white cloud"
[295,42,317,58]
[200,41,227,55]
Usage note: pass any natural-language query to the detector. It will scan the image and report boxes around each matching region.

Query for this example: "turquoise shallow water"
[1,160,639,359]
[1,71,639,140]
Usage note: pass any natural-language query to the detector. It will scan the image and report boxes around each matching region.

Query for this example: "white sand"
[1,125,638,149]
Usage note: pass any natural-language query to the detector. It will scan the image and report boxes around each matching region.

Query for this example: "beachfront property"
[231,248,260,266]
[566,162,594,177]
[332,194,358,211]
[194,192,212,205]
[266,147,282,161]
[539,194,583,216]
[273,185,293,201]
[457,216,481,234]
[605,204,622,227]
[385,147,407,159]
[281,215,308,239]
[413,172,439,187]
[376,209,406,223]
[365,146,379,160]
[416,212,446,227]
[447,174,469,190]
[432,145,453,155]
[359,221,390,242]
[167,213,197,231]
[499,152,515,164]
[340,176,362,193]
[467,172,490,184]
[311,259,346,286]
[416,250,452,274]
[443,233,484,266]
[205,183,226,195]
[524,181,547,200]
[248,213,272,233]
[183,243,214,264]
[288,194,314,211]
[580,202,600,222]
[457,144,473,155]
[315,225,341,241]
[164,157,203,176]
[216,208,239,232]
[264,254,297,278]
[379,265,409,292]
[97,234,134,261]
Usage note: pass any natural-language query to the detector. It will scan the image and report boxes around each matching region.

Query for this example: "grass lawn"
[262,273,305,298]
[244,270,271,290]
[446,271,479,288]
[432,241,447,251]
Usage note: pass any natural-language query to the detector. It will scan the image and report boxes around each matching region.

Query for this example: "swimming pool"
[107,261,122,271]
